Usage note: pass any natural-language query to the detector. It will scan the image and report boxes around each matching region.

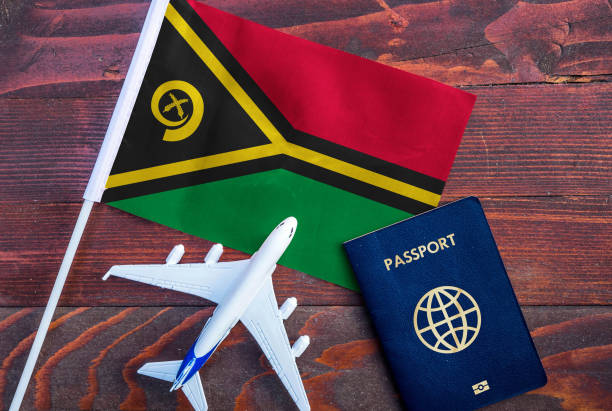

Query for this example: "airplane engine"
[165,244,185,265]
[205,243,223,265]
[279,297,297,320]
[291,335,310,358]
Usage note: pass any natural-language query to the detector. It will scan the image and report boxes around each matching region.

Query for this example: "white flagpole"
[9,1,169,409]
[83,0,171,202]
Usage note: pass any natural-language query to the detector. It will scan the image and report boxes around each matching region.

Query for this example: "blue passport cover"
[343,197,546,410]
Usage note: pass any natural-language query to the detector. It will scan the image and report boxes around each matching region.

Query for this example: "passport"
[343,197,546,410]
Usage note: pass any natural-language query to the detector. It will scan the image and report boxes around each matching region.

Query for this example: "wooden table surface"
[1,0,611,410]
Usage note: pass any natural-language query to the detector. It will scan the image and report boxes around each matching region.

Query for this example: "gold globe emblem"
[413,286,481,354]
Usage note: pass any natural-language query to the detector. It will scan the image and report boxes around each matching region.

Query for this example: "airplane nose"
[284,216,297,229]
[282,217,297,237]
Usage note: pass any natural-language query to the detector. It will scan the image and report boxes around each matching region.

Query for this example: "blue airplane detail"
[171,340,220,392]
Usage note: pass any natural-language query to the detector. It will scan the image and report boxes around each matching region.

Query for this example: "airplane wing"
[138,361,208,411]
[103,260,249,304]
[240,277,310,411]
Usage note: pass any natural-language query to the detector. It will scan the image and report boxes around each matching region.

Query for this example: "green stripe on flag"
[107,169,412,290]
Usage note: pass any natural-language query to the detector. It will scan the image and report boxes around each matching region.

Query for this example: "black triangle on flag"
[103,7,282,202]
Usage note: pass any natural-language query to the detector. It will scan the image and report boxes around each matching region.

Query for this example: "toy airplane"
[102,217,310,411]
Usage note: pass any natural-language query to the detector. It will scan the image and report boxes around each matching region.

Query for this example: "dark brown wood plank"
[0,83,609,204]
[22,3,149,37]
[475,196,611,305]
[0,306,610,410]
[20,0,413,31]
[1,0,610,97]
[0,196,609,307]
[443,83,612,199]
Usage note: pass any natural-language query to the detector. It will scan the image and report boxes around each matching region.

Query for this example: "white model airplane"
[102,217,310,411]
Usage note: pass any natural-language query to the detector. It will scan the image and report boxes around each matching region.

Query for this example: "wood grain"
[0,306,610,410]
[0,308,90,410]
[0,83,609,204]
[1,0,610,97]
[443,84,612,199]
[0,195,609,307]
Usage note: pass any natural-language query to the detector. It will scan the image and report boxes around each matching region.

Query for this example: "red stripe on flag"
[187,0,475,181]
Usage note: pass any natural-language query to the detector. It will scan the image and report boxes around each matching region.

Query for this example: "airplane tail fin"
[138,361,208,411]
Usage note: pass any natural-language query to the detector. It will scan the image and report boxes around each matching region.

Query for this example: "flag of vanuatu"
[101,0,476,290]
